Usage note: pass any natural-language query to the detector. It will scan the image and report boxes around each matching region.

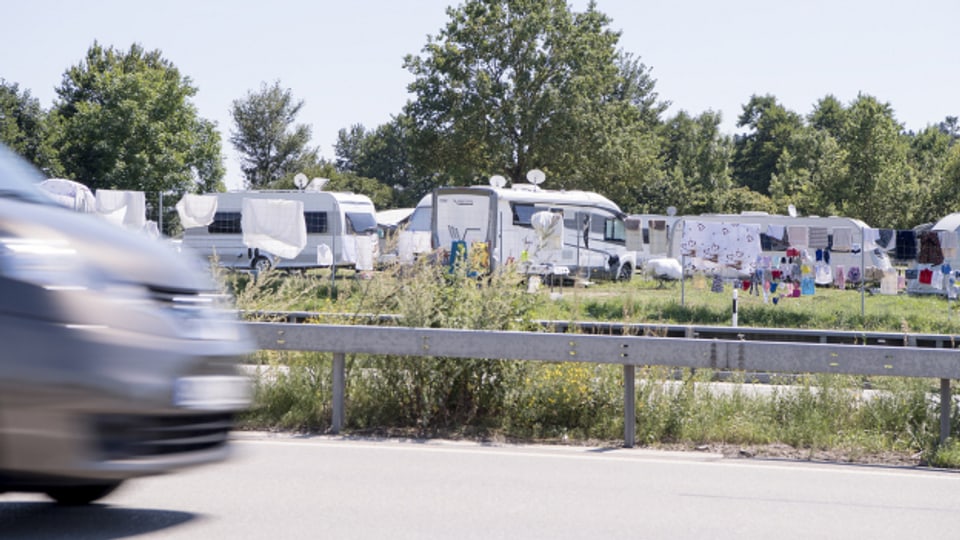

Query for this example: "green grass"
[230,264,960,465]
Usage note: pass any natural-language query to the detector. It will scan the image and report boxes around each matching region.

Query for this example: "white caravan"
[645,211,891,279]
[181,190,379,272]
[433,183,636,281]
[394,194,434,264]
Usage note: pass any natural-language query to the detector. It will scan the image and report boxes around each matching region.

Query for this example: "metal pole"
[861,226,866,317]
[332,352,345,434]
[940,378,952,445]
[623,364,636,448]
[680,219,686,307]
[732,287,738,327]
[158,191,163,236]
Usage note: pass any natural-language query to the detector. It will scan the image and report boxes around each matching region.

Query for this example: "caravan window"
[760,232,791,252]
[346,212,377,234]
[304,212,327,234]
[604,218,626,242]
[511,204,538,226]
[208,212,241,234]
[512,203,557,226]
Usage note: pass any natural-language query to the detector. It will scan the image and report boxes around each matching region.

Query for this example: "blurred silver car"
[0,144,253,504]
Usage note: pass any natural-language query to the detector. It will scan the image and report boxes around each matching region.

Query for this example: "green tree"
[0,79,60,175]
[52,42,225,197]
[335,116,426,207]
[230,81,317,189]
[909,124,956,222]
[731,94,804,195]
[403,0,664,197]
[658,110,733,214]
[835,94,913,228]
[768,126,847,218]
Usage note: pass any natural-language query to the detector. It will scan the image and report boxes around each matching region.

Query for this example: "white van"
[433,183,636,281]
[181,190,379,272]
[395,194,434,264]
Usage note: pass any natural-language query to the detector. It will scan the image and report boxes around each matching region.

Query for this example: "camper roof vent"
[740,211,769,216]
[512,184,541,192]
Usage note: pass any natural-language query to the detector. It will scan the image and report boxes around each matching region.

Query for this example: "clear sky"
[2,0,957,190]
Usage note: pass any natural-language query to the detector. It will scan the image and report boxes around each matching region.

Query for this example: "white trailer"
[433,183,636,281]
[181,190,378,272]
[639,211,891,279]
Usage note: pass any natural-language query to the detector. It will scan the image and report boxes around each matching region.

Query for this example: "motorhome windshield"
[408,206,432,232]
[346,212,377,234]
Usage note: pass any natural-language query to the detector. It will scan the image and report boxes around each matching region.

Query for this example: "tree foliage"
[732,94,804,195]
[0,79,60,174]
[52,42,225,195]
[230,81,317,189]
[403,0,664,194]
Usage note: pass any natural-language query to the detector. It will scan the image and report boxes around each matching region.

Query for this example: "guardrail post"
[624,364,636,448]
[941,378,951,445]
[332,353,345,434]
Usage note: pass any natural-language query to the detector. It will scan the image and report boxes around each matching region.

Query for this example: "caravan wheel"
[252,256,272,273]
[617,263,633,282]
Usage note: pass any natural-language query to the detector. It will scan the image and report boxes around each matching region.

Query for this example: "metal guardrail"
[246,321,960,447]
[244,310,960,348]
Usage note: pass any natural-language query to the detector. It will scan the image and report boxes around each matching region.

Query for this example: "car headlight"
[0,237,94,289]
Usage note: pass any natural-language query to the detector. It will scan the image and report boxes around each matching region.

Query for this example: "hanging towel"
[241,198,307,259]
[939,230,958,261]
[895,230,918,260]
[766,224,786,241]
[918,231,944,265]
[832,227,853,252]
[316,244,334,266]
[176,194,218,229]
[878,229,896,250]
[96,189,146,231]
[786,225,809,249]
[808,227,829,249]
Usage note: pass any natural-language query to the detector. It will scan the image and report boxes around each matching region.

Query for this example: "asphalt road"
[1,434,958,539]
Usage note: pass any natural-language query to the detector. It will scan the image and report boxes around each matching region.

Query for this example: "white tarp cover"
[39,178,97,212]
[96,189,146,231]
[354,235,376,271]
[531,211,563,251]
[398,231,432,264]
[645,257,683,281]
[176,194,218,229]
[241,198,307,260]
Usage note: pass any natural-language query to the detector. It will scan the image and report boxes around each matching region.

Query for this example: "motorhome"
[637,211,891,281]
[181,190,379,272]
[432,179,636,281]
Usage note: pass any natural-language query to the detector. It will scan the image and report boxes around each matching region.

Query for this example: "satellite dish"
[666,206,677,217]
[787,204,797,218]
[294,173,308,190]
[489,175,507,188]
[308,177,330,191]
[526,168,546,185]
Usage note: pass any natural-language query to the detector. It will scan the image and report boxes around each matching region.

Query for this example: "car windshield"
[0,144,57,205]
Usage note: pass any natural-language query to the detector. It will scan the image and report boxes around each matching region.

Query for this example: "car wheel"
[617,263,633,282]
[45,481,122,505]
[252,256,271,273]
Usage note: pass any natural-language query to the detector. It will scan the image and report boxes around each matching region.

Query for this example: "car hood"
[0,199,214,291]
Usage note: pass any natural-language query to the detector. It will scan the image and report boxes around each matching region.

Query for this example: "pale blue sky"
[2,0,957,189]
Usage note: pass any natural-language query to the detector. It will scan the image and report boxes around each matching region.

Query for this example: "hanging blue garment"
[801,276,816,296]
